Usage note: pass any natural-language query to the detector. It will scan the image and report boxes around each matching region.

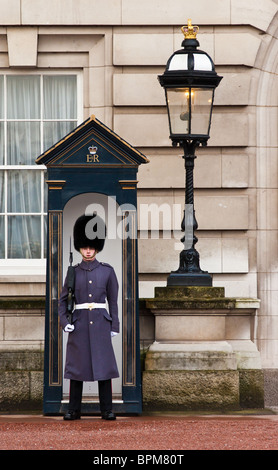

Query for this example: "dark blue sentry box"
[36,115,149,415]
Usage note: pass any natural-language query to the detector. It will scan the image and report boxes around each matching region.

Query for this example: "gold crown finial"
[181,19,199,39]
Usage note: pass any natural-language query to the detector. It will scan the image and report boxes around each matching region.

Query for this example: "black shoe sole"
[102,413,116,420]
[63,413,81,421]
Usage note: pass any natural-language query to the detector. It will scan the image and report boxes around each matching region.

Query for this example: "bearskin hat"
[73,213,106,252]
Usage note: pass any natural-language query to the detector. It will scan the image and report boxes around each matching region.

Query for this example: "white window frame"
[0,69,83,275]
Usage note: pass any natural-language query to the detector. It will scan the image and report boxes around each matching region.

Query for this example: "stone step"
[154,286,225,300]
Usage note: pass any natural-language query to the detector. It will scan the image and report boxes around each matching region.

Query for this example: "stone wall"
[0,295,272,411]
[0,297,44,411]
[0,349,43,411]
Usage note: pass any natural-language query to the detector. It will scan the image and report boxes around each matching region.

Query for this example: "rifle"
[66,237,75,324]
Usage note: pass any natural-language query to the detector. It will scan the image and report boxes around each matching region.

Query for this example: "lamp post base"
[167,271,212,286]
[167,247,212,286]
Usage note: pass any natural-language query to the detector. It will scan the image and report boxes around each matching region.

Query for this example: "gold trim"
[181,19,199,39]
[122,211,137,386]
[46,180,66,190]
[48,211,63,386]
[47,164,137,169]
[122,219,128,385]
[119,180,138,190]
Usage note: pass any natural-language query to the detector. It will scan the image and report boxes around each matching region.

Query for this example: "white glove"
[64,324,75,333]
[111,331,118,337]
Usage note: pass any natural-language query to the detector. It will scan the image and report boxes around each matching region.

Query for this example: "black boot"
[64,380,83,421]
[98,380,116,420]
[64,410,81,420]
[102,411,116,420]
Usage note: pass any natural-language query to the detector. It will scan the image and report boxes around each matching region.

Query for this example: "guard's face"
[80,247,97,261]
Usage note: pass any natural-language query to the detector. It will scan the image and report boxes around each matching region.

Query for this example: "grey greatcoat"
[58,259,120,382]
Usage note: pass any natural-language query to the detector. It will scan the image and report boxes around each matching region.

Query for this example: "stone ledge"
[145,341,237,371]
[0,350,44,371]
[0,297,45,310]
[154,286,225,299]
[146,298,237,310]
[145,340,262,371]
[144,286,260,312]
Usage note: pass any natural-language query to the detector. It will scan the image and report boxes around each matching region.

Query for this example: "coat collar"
[79,258,100,271]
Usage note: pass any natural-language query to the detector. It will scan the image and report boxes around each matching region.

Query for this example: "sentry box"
[36,115,149,415]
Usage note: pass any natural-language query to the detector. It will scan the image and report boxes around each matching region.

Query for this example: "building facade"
[0,0,278,407]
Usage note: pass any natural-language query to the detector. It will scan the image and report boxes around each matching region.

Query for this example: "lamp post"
[158,20,222,286]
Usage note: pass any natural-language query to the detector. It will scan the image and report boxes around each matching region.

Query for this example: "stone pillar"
[142,287,264,411]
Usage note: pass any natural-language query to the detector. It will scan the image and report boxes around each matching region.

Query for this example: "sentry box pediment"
[37,115,148,416]
[36,114,149,203]
[36,114,148,168]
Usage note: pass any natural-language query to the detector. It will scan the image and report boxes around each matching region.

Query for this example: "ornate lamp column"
[158,20,222,286]
[142,21,263,414]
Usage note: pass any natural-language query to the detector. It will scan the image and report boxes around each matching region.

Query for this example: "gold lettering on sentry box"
[87,145,100,163]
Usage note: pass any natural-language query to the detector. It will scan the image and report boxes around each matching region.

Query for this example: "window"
[0,73,79,265]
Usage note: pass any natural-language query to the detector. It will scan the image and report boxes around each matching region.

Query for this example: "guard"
[58,213,120,420]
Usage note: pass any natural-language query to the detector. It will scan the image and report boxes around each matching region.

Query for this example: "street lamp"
[158,19,222,286]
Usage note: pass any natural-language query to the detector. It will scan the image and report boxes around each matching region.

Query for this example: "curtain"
[4,74,77,259]
[0,76,3,119]
[8,216,41,259]
[7,171,41,258]
[43,75,77,151]
[7,122,41,165]
[7,75,40,119]
[43,75,77,119]
[0,123,4,165]
[43,121,76,152]
[0,77,4,165]
[0,171,4,258]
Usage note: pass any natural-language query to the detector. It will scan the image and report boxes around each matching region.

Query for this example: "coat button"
[89,294,92,297]
[90,321,94,324]
[89,280,92,284]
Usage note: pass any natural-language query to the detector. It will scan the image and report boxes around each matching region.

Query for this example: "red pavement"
[0,411,278,452]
